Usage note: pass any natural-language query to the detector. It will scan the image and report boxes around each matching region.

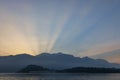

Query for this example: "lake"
[0,73,120,80]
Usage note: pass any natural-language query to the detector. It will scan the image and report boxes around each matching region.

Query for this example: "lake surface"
[0,73,120,80]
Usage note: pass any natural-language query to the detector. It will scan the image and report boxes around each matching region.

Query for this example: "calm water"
[0,73,120,80]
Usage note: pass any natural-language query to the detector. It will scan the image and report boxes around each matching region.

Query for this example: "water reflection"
[0,73,120,80]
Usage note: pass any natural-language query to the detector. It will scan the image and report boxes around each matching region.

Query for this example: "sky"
[0,0,120,63]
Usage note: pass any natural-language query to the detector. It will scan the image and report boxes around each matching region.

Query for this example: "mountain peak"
[54,52,66,55]
[15,53,31,56]
[83,56,90,59]
[37,53,50,56]
[36,52,74,58]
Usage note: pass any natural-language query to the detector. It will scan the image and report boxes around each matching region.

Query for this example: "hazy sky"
[0,0,120,63]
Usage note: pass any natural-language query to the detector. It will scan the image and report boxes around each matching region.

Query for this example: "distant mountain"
[92,49,120,63]
[0,52,120,72]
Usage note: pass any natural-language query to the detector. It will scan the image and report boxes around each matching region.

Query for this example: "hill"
[0,52,120,72]
[18,65,50,73]
[18,65,120,73]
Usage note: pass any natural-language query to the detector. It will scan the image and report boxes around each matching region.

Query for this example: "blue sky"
[0,0,120,63]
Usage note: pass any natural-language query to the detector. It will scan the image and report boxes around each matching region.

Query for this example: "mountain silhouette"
[0,52,120,72]
[92,49,120,63]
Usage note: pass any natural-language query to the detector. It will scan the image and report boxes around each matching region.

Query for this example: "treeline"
[18,65,50,73]
[59,67,120,73]
[18,65,120,73]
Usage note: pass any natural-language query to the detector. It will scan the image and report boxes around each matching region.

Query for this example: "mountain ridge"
[0,52,120,72]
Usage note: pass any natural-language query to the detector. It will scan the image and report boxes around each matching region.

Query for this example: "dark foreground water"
[0,73,120,80]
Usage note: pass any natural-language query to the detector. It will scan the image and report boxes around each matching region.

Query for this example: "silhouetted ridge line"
[0,52,120,72]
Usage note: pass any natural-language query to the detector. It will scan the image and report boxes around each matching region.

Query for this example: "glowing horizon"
[0,0,120,63]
